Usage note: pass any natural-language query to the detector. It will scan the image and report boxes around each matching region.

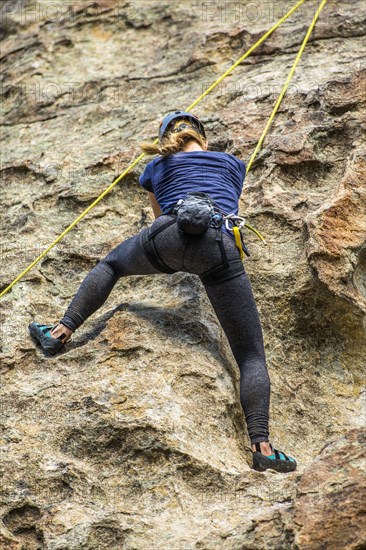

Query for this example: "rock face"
[0,1,365,548]
[294,429,366,550]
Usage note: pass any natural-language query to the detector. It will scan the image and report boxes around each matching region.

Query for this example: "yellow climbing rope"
[0,0,327,299]
[231,0,328,258]
[247,0,328,173]
[184,0,306,113]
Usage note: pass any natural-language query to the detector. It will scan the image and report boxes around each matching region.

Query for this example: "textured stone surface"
[1,1,365,548]
[294,428,366,550]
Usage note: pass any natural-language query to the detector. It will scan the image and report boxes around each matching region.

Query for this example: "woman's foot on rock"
[28,322,73,354]
[251,441,273,456]
[50,323,73,343]
[247,441,297,472]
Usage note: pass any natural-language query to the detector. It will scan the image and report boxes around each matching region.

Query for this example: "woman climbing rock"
[29,111,297,473]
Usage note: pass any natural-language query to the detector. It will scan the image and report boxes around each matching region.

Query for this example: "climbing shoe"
[28,322,68,355]
[247,442,297,473]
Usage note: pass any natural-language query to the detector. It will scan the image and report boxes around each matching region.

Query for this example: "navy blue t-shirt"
[139,151,246,240]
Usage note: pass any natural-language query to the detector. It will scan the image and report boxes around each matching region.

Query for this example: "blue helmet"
[158,110,206,142]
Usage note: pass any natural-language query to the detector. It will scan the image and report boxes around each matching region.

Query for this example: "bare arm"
[148,192,163,219]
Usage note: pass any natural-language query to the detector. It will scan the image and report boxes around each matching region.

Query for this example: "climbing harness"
[0,0,328,299]
[170,193,244,268]
[141,192,230,277]
[169,191,263,259]
[140,209,246,286]
[140,216,177,274]
[141,193,252,285]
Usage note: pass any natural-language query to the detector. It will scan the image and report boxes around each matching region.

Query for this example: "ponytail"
[140,128,207,156]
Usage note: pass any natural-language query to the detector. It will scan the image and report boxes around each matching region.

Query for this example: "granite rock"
[1,1,365,548]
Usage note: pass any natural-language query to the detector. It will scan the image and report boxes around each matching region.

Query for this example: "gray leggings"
[60,215,270,444]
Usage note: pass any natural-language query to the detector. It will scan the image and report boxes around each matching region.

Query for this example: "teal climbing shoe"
[28,322,67,355]
[247,442,297,473]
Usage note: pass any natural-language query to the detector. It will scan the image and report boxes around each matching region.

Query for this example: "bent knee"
[97,258,120,279]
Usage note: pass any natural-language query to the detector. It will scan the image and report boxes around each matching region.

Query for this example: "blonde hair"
[140,124,207,156]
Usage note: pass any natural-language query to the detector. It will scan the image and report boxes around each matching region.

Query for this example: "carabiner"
[224,214,246,232]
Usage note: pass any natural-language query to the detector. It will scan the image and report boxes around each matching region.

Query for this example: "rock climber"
[29,110,297,473]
